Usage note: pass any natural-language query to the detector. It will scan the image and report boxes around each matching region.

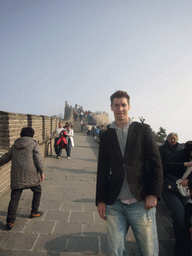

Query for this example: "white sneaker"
[57,156,60,159]
[67,157,70,159]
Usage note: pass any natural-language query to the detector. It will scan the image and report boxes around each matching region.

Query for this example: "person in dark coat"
[98,125,105,142]
[96,90,163,256]
[162,141,192,256]
[159,132,183,178]
[0,127,45,230]
[184,173,192,237]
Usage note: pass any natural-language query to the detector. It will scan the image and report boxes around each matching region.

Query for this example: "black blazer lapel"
[124,123,138,162]
[108,128,123,161]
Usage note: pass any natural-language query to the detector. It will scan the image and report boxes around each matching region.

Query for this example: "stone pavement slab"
[43,210,70,222]
[0,232,38,250]
[0,133,175,255]
[52,222,82,235]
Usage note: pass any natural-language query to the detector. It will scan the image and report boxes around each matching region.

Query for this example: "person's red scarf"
[56,131,67,149]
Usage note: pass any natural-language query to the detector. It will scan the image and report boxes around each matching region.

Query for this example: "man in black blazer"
[96,90,163,256]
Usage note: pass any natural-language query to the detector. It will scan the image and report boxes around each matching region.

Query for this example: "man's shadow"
[44,232,140,256]
[44,232,107,255]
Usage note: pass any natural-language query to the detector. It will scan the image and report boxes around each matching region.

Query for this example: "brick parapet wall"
[8,113,28,147]
[0,112,10,150]
[0,111,60,197]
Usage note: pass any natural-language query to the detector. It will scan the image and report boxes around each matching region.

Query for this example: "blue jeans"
[106,200,158,256]
[162,189,191,256]
[66,138,72,157]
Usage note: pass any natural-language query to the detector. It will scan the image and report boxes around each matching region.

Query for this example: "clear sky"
[1,0,192,143]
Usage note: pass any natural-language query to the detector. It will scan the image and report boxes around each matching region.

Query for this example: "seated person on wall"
[0,127,45,230]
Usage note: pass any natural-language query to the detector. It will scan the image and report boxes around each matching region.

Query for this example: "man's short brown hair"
[110,90,130,105]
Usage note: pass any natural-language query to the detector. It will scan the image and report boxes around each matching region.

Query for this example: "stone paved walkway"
[0,133,175,255]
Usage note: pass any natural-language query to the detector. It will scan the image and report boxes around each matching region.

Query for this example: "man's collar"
[110,117,135,130]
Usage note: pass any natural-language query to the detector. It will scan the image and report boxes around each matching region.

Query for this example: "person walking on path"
[184,173,192,236]
[159,133,187,256]
[0,127,45,230]
[159,132,183,178]
[98,125,105,143]
[164,141,192,256]
[65,124,74,159]
[52,121,64,159]
[56,130,68,152]
[94,126,101,141]
[96,90,163,256]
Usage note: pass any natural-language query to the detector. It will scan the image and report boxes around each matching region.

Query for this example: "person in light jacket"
[0,127,45,230]
[65,124,74,159]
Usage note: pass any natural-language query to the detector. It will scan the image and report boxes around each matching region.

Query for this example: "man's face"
[111,97,130,122]
[59,123,63,128]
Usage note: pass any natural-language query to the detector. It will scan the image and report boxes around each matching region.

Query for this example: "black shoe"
[30,211,43,218]
[6,223,14,230]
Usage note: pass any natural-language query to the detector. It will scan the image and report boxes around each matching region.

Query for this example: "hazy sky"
[1,0,192,142]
